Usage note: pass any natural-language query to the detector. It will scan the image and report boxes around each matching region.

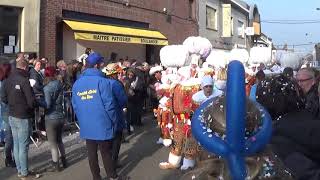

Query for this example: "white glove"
[29,79,36,87]
[167,123,173,129]
[163,139,172,147]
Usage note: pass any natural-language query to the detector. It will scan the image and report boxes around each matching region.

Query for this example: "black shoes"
[5,158,16,168]
[47,161,61,172]
[61,156,67,168]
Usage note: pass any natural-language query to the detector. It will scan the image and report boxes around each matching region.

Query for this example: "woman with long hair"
[0,63,14,167]
[43,66,67,172]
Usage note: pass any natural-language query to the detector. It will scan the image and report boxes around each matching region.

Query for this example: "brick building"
[40,0,198,65]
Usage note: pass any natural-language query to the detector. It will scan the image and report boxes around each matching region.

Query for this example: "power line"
[274,43,316,47]
[261,21,320,24]
[262,19,320,22]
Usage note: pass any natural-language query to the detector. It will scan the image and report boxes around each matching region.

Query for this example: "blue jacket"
[43,80,64,120]
[249,84,257,102]
[72,68,127,140]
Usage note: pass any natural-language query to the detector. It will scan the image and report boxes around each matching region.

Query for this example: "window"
[188,0,194,19]
[0,7,21,55]
[231,17,234,36]
[237,20,244,38]
[206,6,217,30]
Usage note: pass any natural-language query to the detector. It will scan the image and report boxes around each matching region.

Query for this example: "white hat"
[201,75,214,88]
[149,66,163,76]
[160,45,190,68]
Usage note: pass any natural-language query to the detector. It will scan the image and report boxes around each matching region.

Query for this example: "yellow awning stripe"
[64,20,167,40]
[74,32,169,46]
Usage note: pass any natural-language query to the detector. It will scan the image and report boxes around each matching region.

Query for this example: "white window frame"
[206,5,217,31]
[237,20,245,38]
[231,16,234,36]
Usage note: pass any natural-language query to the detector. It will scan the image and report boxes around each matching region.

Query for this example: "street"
[0,114,184,180]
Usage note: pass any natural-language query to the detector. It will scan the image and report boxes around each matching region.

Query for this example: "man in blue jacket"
[72,53,127,180]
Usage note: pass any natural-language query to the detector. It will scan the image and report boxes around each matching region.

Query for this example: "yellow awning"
[64,20,168,46]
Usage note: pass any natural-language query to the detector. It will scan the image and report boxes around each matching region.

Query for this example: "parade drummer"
[159,77,200,171]
[192,76,223,105]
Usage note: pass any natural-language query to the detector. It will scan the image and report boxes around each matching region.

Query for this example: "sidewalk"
[0,114,184,180]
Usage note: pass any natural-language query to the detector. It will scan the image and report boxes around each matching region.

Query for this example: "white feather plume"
[160,45,190,68]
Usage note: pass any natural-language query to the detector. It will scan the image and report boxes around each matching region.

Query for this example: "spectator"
[148,65,163,109]
[72,53,127,180]
[0,63,15,168]
[77,48,92,65]
[249,70,265,101]
[272,109,320,180]
[296,68,319,118]
[29,60,45,135]
[43,66,67,172]
[283,67,294,80]
[27,53,37,68]
[29,60,44,95]
[124,68,145,127]
[256,74,303,120]
[1,60,39,179]
[103,63,128,169]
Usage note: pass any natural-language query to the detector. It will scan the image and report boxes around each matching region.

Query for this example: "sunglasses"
[296,77,313,83]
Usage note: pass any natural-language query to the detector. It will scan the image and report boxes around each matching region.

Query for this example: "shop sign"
[74,32,168,46]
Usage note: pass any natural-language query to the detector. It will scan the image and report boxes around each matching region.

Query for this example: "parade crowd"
[0,43,319,180]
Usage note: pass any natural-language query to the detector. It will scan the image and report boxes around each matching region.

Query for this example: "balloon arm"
[245,102,273,156]
[226,61,246,151]
[191,98,229,157]
[227,153,246,180]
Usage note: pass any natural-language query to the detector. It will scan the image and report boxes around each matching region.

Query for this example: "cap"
[86,53,104,66]
[149,65,163,76]
[201,75,214,88]
[102,63,122,76]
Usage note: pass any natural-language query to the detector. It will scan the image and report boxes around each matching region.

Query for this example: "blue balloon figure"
[191,60,273,180]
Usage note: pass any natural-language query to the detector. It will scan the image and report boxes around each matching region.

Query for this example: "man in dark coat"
[1,60,38,179]
[29,60,44,95]
[272,110,320,180]
[296,68,319,119]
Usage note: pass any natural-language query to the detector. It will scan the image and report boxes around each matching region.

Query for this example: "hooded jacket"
[72,68,127,140]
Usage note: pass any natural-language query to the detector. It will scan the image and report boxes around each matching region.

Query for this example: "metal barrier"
[63,91,80,129]
[30,92,79,148]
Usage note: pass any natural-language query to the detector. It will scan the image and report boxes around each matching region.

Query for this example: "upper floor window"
[206,5,217,30]
[237,20,245,38]
[188,0,194,19]
[231,17,234,36]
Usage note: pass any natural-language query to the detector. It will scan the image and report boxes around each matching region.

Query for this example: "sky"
[245,0,320,54]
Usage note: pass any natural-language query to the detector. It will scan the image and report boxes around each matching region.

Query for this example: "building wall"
[231,6,247,48]
[41,0,198,63]
[198,0,248,50]
[0,0,40,53]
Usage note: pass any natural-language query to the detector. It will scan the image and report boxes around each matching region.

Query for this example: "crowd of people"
[0,50,161,180]
[0,46,320,180]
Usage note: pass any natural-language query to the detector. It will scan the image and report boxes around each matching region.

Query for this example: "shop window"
[206,5,217,30]
[0,6,21,57]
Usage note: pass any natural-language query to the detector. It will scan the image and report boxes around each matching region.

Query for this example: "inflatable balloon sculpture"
[191,61,273,180]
